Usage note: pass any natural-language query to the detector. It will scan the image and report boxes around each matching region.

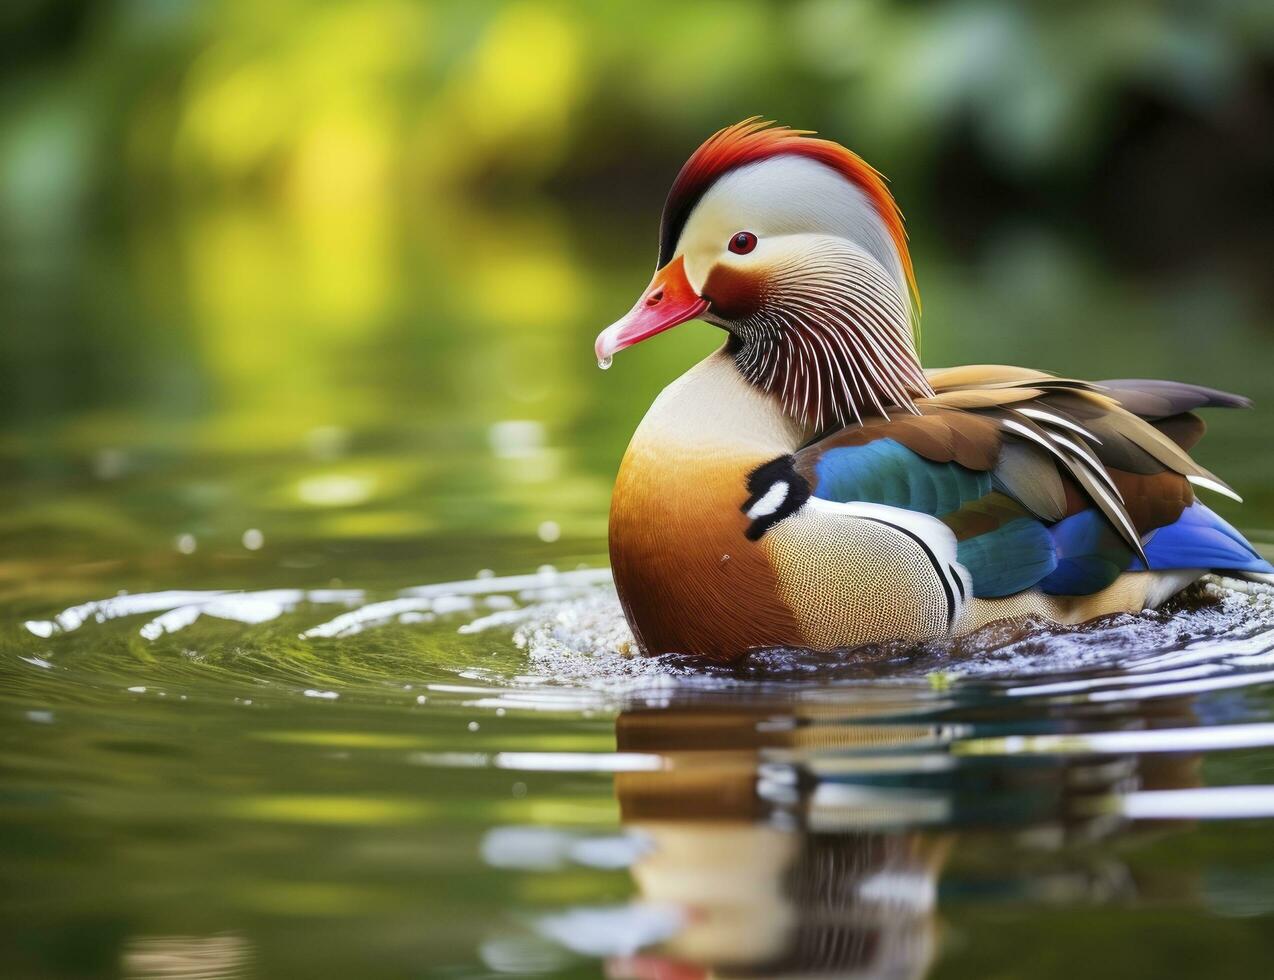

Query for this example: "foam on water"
[504,574,1274,695]
[21,568,1274,699]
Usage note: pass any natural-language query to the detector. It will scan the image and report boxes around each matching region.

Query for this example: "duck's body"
[598,120,1271,660]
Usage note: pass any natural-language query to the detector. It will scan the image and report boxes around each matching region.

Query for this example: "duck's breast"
[608,353,807,659]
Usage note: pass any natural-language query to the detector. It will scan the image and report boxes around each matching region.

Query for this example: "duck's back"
[767,365,1269,644]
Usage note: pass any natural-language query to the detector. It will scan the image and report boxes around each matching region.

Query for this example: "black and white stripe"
[742,456,811,541]
[802,497,970,630]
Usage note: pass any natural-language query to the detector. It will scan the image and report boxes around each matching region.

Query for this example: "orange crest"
[657,118,918,311]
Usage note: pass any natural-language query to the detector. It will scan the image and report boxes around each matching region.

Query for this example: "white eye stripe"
[746,480,790,519]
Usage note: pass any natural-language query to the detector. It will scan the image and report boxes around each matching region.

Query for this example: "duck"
[595,118,1273,661]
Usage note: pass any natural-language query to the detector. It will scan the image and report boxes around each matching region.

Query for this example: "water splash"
[19,571,1274,696]
[23,588,364,639]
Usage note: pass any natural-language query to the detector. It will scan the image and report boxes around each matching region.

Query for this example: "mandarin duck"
[596,119,1272,661]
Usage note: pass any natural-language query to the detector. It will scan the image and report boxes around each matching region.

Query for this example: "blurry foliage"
[0,0,1271,574]
[2,1,1270,203]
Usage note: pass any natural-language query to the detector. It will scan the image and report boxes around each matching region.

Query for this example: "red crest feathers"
[657,118,918,310]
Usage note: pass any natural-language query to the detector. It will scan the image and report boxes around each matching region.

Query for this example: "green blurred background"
[2,0,1273,600]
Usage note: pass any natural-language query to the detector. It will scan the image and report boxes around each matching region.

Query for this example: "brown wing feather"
[1099,379,1251,418]
[803,364,1247,554]
[800,411,1002,472]
[926,364,1054,388]
[1154,413,1207,451]
[1109,469,1194,534]
[994,442,1067,521]
[805,367,1243,550]
[925,387,1045,409]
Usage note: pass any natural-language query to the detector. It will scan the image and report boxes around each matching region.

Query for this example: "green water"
[4,209,1274,979]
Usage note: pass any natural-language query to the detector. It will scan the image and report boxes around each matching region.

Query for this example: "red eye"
[728,231,757,255]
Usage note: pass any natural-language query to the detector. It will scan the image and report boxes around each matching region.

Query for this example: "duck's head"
[596,118,931,428]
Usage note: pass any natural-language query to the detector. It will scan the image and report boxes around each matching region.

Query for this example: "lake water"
[4,208,1274,978]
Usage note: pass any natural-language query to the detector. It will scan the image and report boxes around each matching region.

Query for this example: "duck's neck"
[630,350,812,458]
[719,246,933,430]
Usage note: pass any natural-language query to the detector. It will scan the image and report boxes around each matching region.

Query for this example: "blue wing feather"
[957,518,1058,597]
[1133,502,1273,574]
[812,440,989,515]
[1040,510,1128,595]
[807,440,1272,601]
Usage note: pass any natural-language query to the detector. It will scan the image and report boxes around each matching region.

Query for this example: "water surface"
[5,206,1274,978]
[6,558,1274,978]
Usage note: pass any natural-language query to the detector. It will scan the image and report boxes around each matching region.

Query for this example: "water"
[6,558,1274,978]
[5,201,1274,977]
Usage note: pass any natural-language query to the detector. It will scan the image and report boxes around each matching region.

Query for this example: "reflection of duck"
[596,118,1272,660]
[611,702,951,979]
[606,697,1204,979]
